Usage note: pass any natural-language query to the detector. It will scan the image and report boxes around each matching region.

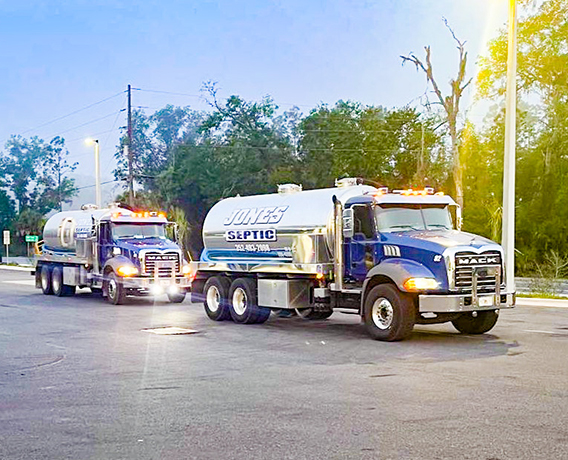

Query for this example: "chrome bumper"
[418,292,515,313]
[122,276,191,291]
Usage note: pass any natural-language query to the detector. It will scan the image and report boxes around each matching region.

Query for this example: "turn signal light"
[403,278,439,291]
[117,265,139,277]
[182,264,196,281]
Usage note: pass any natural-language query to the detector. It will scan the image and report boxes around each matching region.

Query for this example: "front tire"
[167,292,186,303]
[452,310,499,334]
[106,272,126,305]
[363,284,415,341]
[229,278,270,324]
[203,276,231,321]
[40,265,53,295]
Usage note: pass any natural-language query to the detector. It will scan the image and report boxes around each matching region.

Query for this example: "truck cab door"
[349,205,376,282]
[98,223,113,268]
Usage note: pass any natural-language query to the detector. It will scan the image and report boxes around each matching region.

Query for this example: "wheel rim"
[371,297,394,330]
[52,272,61,293]
[41,270,49,290]
[232,287,247,316]
[108,278,117,300]
[207,285,221,313]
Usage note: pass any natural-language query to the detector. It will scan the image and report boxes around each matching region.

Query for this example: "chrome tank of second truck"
[200,182,376,274]
[42,207,113,253]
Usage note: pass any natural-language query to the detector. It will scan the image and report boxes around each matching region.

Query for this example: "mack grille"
[143,252,180,277]
[454,251,502,292]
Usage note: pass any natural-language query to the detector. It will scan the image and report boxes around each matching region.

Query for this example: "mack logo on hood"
[456,255,500,265]
[224,206,288,226]
[146,254,179,261]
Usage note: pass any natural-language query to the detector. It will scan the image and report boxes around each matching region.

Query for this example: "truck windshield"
[112,224,166,240]
[375,205,453,232]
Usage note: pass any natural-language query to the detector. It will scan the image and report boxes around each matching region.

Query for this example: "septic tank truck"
[35,204,192,304]
[189,178,515,341]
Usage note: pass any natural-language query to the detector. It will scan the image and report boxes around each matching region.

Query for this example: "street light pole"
[86,138,102,208]
[502,0,517,293]
[94,139,101,208]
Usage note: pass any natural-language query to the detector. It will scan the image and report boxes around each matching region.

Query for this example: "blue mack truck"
[191,178,515,341]
[35,204,192,304]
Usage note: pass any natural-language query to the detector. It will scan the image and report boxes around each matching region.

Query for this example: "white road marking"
[524,329,562,335]
[2,280,35,286]
[142,327,198,335]
[517,298,568,309]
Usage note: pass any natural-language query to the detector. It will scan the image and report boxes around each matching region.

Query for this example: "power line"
[135,88,202,98]
[45,111,124,139]
[75,179,120,191]
[102,106,126,175]
[20,91,125,135]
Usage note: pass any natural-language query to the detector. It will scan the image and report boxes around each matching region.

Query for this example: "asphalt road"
[1,267,568,460]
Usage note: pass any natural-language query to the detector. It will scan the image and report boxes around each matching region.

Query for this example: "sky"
[0,0,509,204]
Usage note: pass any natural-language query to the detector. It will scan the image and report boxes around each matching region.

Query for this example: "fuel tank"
[201,183,376,266]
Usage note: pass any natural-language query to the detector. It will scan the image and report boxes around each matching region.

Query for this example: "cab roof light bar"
[112,211,168,219]
[391,187,440,196]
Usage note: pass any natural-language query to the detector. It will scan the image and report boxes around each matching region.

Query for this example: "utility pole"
[127,84,134,207]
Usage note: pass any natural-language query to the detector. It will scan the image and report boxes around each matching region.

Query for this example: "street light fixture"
[502,0,517,294]
[85,138,101,208]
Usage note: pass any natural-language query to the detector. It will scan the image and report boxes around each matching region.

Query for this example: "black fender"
[360,258,436,315]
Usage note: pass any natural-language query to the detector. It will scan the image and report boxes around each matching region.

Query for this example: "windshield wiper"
[389,224,421,231]
[427,224,450,230]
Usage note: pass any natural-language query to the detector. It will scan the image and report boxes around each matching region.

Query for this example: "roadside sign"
[25,235,39,243]
[3,230,9,245]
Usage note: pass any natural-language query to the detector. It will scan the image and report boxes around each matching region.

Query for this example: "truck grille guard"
[443,247,506,295]
[139,250,181,277]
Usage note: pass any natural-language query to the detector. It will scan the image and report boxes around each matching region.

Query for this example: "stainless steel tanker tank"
[42,208,112,252]
[201,184,376,274]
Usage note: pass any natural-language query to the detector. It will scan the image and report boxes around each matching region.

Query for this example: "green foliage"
[0,189,15,231]
[113,105,205,190]
[153,90,298,256]
[298,102,447,189]
[0,135,77,215]
[474,0,568,275]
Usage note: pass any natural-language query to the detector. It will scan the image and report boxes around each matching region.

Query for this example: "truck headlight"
[117,265,139,277]
[403,278,439,291]
[182,264,192,276]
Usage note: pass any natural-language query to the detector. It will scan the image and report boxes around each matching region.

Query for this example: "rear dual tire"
[204,276,231,321]
[229,278,270,324]
[40,265,53,295]
[40,265,75,297]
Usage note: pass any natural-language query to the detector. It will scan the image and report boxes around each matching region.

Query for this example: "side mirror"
[342,208,354,239]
